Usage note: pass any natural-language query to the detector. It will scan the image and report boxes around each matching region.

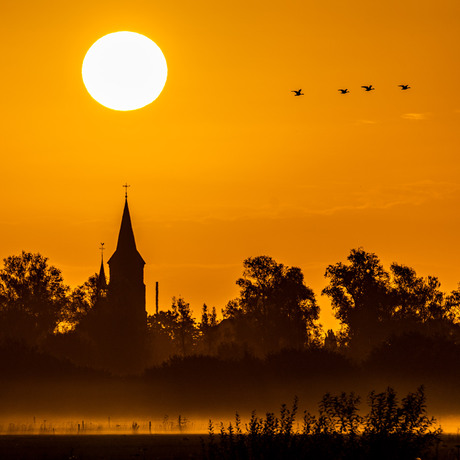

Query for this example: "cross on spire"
[99,242,105,260]
[123,183,130,199]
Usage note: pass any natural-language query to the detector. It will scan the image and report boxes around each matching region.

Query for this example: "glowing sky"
[1,0,459,329]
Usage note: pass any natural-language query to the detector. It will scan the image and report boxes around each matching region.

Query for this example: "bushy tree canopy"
[323,248,460,356]
[61,273,99,332]
[0,251,69,343]
[224,256,320,352]
[148,296,197,358]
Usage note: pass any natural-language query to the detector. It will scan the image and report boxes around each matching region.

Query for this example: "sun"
[82,31,167,111]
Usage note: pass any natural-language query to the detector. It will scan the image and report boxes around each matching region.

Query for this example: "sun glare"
[82,31,167,111]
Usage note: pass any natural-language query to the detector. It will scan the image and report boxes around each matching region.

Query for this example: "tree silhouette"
[197,303,218,354]
[0,251,69,344]
[322,248,391,356]
[200,303,217,329]
[60,273,99,332]
[171,296,197,355]
[147,296,198,359]
[323,248,460,358]
[147,310,178,363]
[390,263,447,321]
[224,256,320,354]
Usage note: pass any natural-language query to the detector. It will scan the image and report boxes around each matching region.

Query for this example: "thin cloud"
[401,113,429,120]
[140,181,459,224]
[356,119,377,125]
[312,180,458,216]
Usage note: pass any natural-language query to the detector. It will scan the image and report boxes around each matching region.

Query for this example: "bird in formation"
[291,84,411,96]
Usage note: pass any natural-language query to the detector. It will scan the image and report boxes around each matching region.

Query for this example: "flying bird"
[291,89,304,96]
[398,84,411,90]
[361,85,375,91]
[338,89,349,94]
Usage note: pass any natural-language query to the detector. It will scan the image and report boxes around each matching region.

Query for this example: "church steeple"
[79,190,148,375]
[96,243,108,295]
[108,197,145,267]
[107,192,146,318]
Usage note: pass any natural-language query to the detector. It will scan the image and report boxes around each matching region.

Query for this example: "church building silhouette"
[78,191,149,374]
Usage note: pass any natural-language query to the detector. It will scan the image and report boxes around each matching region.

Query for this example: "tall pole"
[155,281,159,314]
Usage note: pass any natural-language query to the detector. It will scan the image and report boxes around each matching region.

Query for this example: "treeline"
[1,249,460,370]
[146,248,460,364]
[147,255,320,363]
[0,251,98,346]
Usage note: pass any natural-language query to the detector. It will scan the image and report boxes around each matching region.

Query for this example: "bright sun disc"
[82,31,167,111]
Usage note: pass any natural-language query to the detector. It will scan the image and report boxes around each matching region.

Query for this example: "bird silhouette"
[338,89,349,94]
[398,84,411,90]
[361,85,375,91]
[291,89,304,96]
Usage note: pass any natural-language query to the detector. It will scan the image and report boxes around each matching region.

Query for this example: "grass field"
[0,434,204,460]
[3,433,460,460]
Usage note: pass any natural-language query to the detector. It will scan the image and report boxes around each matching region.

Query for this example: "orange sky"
[1,0,460,330]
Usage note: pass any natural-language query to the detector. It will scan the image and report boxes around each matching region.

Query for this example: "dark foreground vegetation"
[205,387,441,460]
[0,434,204,460]
[3,434,460,460]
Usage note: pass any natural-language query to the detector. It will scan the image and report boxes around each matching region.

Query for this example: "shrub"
[202,387,441,460]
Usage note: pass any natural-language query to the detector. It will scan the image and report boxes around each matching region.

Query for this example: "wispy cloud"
[401,113,429,120]
[298,180,459,216]
[141,180,460,225]
[356,119,377,125]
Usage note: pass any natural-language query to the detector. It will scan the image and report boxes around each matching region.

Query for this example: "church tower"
[107,190,147,330]
[74,188,149,374]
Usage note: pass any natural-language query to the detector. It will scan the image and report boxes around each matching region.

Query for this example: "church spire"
[97,243,108,292]
[109,197,145,264]
[107,191,145,283]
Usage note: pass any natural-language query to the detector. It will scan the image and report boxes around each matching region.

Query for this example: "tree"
[200,303,217,329]
[322,248,392,356]
[390,263,447,322]
[224,256,320,354]
[0,251,69,344]
[171,296,197,355]
[147,296,198,358]
[323,248,460,358]
[59,274,99,332]
[198,303,218,354]
[147,310,180,363]
[445,284,460,323]
[324,329,338,352]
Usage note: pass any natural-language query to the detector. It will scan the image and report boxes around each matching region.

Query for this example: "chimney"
[155,281,159,314]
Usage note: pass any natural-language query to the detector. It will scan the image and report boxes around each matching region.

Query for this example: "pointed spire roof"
[97,257,108,291]
[108,198,145,266]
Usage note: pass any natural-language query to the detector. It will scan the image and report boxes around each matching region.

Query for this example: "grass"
[0,434,204,460]
[203,387,442,460]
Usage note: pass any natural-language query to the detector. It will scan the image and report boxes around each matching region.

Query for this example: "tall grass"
[203,386,441,460]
